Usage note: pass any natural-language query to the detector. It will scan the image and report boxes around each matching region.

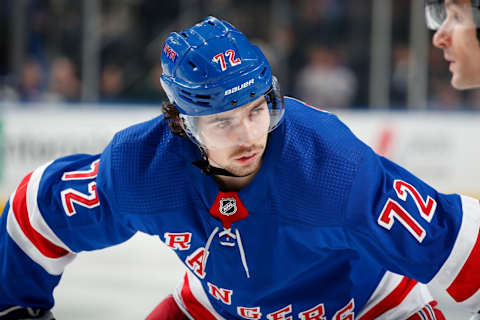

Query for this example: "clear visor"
[181,77,284,150]
[425,1,480,30]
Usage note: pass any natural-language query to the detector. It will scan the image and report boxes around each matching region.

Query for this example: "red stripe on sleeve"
[358,277,418,320]
[446,227,480,302]
[181,273,217,320]
[12,172,69,259]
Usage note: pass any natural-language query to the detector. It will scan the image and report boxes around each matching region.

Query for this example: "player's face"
[432,0,480,89]
[199,97,270,177]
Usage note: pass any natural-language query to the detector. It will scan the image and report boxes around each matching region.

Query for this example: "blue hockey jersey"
[1,97,479,319]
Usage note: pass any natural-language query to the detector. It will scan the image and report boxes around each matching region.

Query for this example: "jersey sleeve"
[344,147,480,311]
[0,146,136,310]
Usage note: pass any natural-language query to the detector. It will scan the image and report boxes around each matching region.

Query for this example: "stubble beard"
[224,153,263,177]
[219,144,266,177]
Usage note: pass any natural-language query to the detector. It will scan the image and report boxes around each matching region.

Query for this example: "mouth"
[443,54,455,71]
[234,152,259,165]
[449,61,455,72]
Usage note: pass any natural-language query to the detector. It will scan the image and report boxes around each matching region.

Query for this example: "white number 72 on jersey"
[377,179,437,243]
[60,160,101,216]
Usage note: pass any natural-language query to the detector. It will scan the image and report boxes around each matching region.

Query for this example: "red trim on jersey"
[358,277,418,320]
[446,227,480,302]
[406,301,445,320]
[181,273,217,320]
[146,295,188,320]
[422,305,434,320]
[12,172,69,258]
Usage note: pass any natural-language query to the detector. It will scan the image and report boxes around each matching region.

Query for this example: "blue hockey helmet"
[160,16,284,149]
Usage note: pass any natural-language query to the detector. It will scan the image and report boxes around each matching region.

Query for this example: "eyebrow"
[445,0,454,7]
[206,115,234,124]
[444,2,459,11]
[205,99,265,124]
[246,99,266,111]
[446,0,468,6]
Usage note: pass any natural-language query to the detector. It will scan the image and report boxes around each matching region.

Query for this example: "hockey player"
[425,0,480,89]
[1,16,479,320]
[425,1,480,319]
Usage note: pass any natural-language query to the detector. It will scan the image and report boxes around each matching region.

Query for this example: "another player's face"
[199,97,270,177]
[433,0,480,89]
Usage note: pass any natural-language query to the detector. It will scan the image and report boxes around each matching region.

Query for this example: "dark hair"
[161,101,187,137]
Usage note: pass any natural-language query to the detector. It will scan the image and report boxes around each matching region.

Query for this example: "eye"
[453,12,463,22]
[215,120,231,129]
[447,7,464,23]
[250,106,266,116]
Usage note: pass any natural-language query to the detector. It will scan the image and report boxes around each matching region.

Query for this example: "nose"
[232,119,257,146]
[432,22,451,49]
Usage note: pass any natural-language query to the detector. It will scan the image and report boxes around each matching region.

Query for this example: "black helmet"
[425,0,480,37]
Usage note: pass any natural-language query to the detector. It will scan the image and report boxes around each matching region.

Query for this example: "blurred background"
[0,0,479,319]
[1,0,480,109]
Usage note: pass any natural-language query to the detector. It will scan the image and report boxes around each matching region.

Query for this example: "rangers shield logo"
[219,197,237,216]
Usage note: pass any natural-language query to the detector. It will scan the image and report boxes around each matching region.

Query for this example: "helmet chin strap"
[191,147,254,178]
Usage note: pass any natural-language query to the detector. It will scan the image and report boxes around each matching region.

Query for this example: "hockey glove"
[470,311,480,320]
[0,306,55,320]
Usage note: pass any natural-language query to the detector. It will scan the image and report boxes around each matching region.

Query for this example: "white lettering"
[224,79,255,96]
